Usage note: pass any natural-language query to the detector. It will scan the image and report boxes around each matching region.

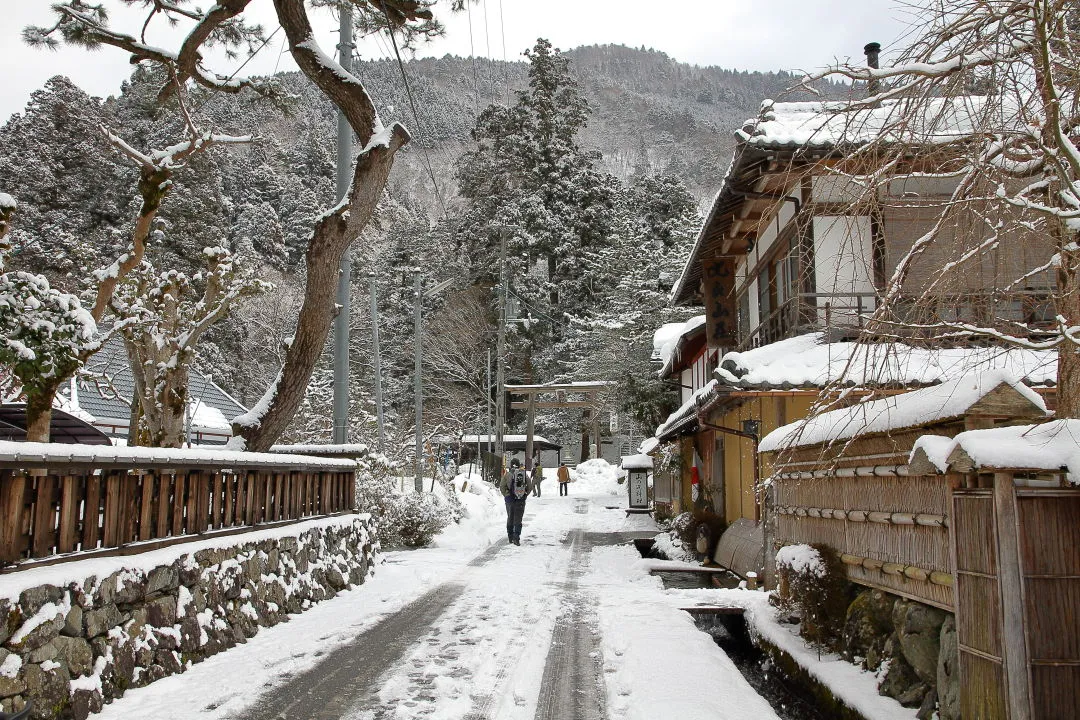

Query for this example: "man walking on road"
[557,462,571,496]
[532,459,543,497]
[500,458,533,545]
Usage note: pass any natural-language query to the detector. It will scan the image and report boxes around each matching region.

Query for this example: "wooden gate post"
[994,472,1032,718]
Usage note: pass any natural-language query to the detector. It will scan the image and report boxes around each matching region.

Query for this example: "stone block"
[26,640,57,664]
[894,599,947,684]
[146,596,177,628]
[52,636,93,677]
[83,604,122,639]
[69,687,103,720]
[937,615,960,720]
[62,605,83,638]
[23,662,69,719]
[146,565,179,596]
[17,587,62,620]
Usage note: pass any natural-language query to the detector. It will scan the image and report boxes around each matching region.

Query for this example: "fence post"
[994,472,1032,718]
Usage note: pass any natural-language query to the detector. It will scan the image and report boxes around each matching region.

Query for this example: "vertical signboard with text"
[701,257,738,349]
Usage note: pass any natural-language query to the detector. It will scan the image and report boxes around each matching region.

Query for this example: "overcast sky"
[1,0,914,122]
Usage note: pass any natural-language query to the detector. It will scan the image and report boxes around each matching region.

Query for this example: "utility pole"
[494,228,508,463]
[331,4,354,445]
[368,271,385,448]
[486,349,492,451]
[413,267,424,492]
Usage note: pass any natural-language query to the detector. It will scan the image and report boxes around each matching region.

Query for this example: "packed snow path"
[90,462,782,720]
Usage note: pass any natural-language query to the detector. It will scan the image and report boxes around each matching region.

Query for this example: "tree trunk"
[579,407,591,461]
[24,385,57,443]
[1056,235,1080,417]
[234,0,410,451]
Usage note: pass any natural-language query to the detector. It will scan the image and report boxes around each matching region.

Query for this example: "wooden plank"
[57,475,81,553]
[223,472,234,528]
[156,473,171,538]
[274,472,284,521]
[172,472,187,537]
[0,472,29,563]
[995,473,1033,719]
[121,472,140,545]
[33,475,56,558]
[82,473,101,551]
[138,473,155,541]
[186,471,201,534]
[304,472,313,516]
[244,471,257,525]
[211,472,223,529]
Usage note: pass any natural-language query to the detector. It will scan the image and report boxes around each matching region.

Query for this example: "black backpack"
[511,468,528,499]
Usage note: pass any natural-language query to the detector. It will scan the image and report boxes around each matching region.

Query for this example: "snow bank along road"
[90,464,779,720]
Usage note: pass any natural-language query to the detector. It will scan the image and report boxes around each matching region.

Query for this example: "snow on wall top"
[717,332,1057,390]
[270,443,370,455]
[738,96,990,151]
[0,193,16,210]
[911,420,1080,483]
[0,440,359,470]
[621,454,654,470]
[759,370,1048,454]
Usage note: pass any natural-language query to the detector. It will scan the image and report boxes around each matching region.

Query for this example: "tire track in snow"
[233,543,506,720]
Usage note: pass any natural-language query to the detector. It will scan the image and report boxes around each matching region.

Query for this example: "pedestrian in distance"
[557,461,571,496]
[500,458,533,545]
[531,458,543,497]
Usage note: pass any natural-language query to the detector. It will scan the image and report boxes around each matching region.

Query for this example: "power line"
[192,25,281,115]
[377,2,449,221]
[498,0,511,105]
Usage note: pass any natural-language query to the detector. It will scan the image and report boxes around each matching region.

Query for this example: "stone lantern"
[620,454,653,514]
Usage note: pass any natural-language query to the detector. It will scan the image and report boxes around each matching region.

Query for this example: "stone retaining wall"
[0,515,377,719]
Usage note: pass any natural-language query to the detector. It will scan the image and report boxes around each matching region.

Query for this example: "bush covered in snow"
[355,454,463,548]
[775,542,852,650]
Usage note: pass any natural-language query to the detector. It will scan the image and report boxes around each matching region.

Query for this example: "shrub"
[355,456,459,548]
[775,542,852,650]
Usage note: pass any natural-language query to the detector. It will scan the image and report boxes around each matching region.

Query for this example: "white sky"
[1,0,914,122]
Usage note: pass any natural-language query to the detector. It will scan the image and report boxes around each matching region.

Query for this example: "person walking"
[557,461,571,496]
[531,459,543,497]
[500,458,533,545]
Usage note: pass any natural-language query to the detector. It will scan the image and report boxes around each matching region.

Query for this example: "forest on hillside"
[0,40,837,458]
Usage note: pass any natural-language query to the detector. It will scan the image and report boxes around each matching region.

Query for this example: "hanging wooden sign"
[701,256,738,348]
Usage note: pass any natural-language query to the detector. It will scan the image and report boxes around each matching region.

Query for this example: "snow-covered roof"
[911,420,1080,483]
[638,436,659,455]
[270,443,370,456]
[61,335,248,443]
[621,454,654,470]
[739,96,990,152]
[652,323,686,362]
[0,440,358,470]
[654,379,717,441]
[717,333,1056,390]
[760,370,1049,453]
[657,315,706,377]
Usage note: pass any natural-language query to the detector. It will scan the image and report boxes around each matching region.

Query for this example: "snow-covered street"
[80,464,779,720]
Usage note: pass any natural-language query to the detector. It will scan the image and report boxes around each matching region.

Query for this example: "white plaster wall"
[812,215,876,325]
[680,368,693,404]
[811,174,866,204]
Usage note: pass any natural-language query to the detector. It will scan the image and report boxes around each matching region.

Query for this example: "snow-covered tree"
[0,196,97,441]
[24,0,452,451]
[455,38,622,381]
[112,247,269,447]
[800,0,1080,415]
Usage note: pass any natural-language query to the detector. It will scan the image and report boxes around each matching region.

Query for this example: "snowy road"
[91,463,781,720]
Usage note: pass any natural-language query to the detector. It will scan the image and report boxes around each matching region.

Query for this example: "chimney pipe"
[864,42,881,97]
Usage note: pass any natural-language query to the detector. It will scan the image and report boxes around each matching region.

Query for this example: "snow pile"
[911,419,1080,482]
[775,544,826,578]
[716,332,1056,389]
[571,458,624,495]
[760,369,1048,452]
[428,469,504,549]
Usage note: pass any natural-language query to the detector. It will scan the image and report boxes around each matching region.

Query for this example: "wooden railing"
[0,446,357,569]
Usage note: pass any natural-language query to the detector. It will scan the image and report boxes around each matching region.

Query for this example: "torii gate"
[505,382,613,470]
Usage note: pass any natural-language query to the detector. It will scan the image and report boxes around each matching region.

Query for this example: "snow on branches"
[796,0,1080,415]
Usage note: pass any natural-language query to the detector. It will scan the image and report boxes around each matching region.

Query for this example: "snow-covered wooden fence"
[0,442,357,569]
[909,421,1080,720]
[760,371,1050,611]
